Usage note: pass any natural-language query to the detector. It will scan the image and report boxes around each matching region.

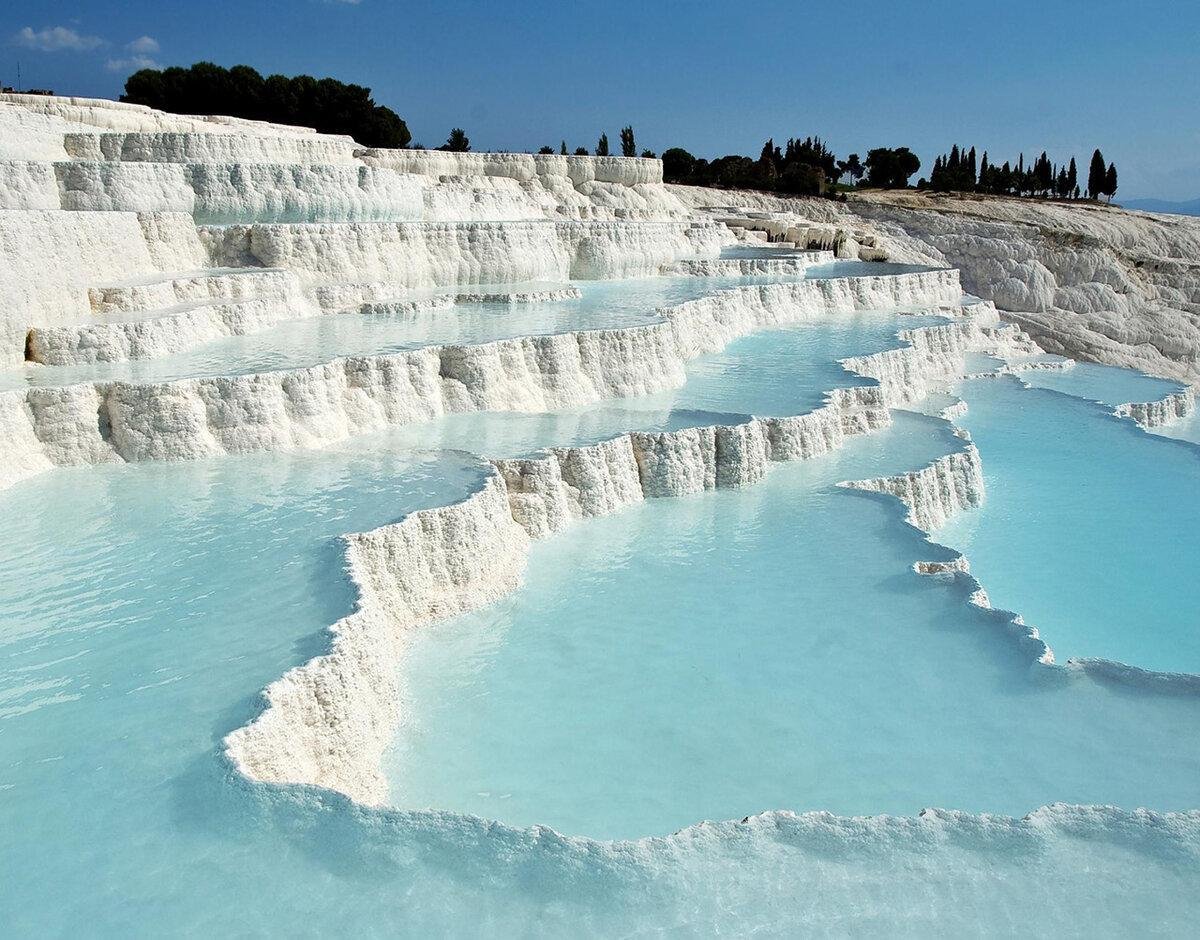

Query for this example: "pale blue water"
[940,374,1200,674]
[804,260,941,278]
[3,272,1200,934]
[391,420,1200,840]
[1019,360,1185,407]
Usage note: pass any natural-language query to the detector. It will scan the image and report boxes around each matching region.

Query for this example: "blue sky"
[4,0,1199,199]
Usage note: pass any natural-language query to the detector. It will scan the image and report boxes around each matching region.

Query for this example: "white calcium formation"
[1,93,1193,807]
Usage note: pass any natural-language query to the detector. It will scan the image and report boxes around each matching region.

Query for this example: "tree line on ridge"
[121,63,1118,201]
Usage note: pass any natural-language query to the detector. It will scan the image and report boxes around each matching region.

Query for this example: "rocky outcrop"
[849,190,1200,386]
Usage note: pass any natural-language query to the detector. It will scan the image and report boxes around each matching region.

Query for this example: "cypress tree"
[978,152,989,192]
[1067,156,1078,196]
[1088,149,1106,199]
[1035,151,1052,196]
[1104,162,1118,200]
[560,140,567,155]
[596,133,610,157]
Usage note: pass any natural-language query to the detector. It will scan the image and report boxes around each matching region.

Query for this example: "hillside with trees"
[924,145,1117,200]
[658,136,921,195]
[121,62,410,148]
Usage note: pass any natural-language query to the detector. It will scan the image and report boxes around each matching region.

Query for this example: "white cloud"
[13,25,105,52]
[126,36,159,54]
[105,55,160,73]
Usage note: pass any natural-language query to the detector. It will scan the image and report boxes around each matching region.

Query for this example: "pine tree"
[442,128,470,152]
[1088,149,1106,199]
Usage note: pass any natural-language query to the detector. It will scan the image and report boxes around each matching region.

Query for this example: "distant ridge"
[1122,197,1200,217]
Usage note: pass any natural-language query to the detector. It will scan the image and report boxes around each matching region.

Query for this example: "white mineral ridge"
[0,271,963,490]
[840,445,985,532]
[199,219,727,285]
[0,209,208,365]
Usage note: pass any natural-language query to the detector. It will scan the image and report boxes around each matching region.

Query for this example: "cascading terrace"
[3,91,1200,936]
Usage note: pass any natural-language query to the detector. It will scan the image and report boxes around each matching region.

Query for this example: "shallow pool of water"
[1019,360,1185,407]
[940,374,1200,673]
[388,406,1200,839]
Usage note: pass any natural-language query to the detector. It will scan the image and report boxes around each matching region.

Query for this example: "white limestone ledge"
[0,209,207,366]
[839,446,984,533]
[662,253,835,277]
[25,295,319,365]
[22,283,583,367]
[198,219,729,285]
[63,131,360,165]
[1115,386,1196,430]
[451,287,583,305]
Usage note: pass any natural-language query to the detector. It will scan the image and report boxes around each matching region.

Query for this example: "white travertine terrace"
[1114,386,1196,428]
[3,92,1197,815]
[223,297,1040,804]
[840,446,984,532]
[0,271,962,490]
